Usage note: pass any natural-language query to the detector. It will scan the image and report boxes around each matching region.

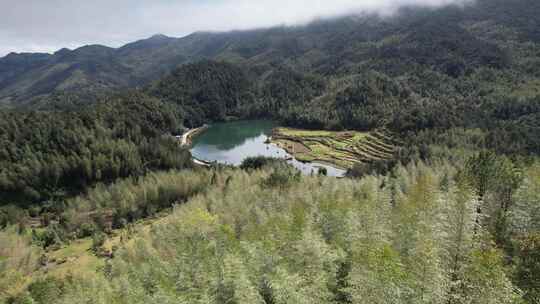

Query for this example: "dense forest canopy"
[0,92,192,205]
[1,0,540,303]
[2,159,540,303]
[4,0,538,152]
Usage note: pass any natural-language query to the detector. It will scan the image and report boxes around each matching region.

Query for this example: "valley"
[2,0,540,303]
[189,120,347,176]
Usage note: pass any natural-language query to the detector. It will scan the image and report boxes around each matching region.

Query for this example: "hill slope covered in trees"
[2,159,540,303]
[0,92,192,205]
[4,0,539,154]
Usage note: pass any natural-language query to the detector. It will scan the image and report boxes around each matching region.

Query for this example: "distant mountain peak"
[76,44,112,51]
[1,52,51,63]
[117,34,175,53]
[54,48,72,56]
[149,34,171,40]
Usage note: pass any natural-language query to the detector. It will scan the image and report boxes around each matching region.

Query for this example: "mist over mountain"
[0,0,473,56]
[1,0,538,106]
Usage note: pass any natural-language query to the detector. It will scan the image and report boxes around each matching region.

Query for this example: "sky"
[0,0,470,57]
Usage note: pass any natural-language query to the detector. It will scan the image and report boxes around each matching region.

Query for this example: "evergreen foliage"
[0,91,192,205]
[2,161,534,303]
[1,1,540,303]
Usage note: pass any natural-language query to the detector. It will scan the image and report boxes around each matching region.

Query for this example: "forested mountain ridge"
[1,0,540,106]
[3,0,540,154]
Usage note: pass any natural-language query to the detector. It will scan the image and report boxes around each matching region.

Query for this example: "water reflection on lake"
[190,120,346,177]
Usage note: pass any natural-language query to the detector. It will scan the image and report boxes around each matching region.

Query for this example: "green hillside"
[3,160,540,303]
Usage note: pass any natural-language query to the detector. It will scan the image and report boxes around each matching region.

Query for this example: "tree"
[515,233,540,303]
[91,232,106,254]
[443,178,479,302]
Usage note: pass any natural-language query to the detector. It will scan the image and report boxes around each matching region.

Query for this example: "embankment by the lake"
[180,125,209,147]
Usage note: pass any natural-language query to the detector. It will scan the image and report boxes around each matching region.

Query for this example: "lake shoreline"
[270,127,397,170]
[270,137,348,171]
[189,120,347,177]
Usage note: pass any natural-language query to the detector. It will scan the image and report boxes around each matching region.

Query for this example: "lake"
[190,120,346,177]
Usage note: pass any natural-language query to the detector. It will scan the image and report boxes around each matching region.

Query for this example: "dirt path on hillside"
[180,125,208,147]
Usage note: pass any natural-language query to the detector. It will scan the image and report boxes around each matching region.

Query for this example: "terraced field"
[271,127,399,169]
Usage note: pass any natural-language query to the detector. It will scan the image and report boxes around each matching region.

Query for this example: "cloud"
[0,0,470,56]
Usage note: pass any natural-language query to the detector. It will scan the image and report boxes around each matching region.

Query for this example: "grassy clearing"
[0,215,162,302]
[272,127,397,168]
[44,238,103,278]
[42,216,161,280]
[511,79,540,98]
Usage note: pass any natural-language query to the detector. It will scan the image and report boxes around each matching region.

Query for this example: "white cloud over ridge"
[0,0,471,56]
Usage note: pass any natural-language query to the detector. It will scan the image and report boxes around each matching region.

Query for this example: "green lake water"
[190,120,346,177]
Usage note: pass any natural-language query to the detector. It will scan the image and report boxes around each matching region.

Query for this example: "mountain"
[0,35,189,105]
[1,0,539,106]
[3,0,538,154]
